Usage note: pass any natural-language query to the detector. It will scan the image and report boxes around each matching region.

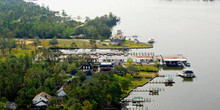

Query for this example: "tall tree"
[33,36,41,49]
[49,37,58,47]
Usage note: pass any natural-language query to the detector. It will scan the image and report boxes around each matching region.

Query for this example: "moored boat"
[148,38,155,43]
[177,69,195,78]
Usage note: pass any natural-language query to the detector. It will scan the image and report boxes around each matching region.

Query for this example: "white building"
[133,56,154,63]
[57,86,67,97]
[32,92,52,107]
[99,56,127,64]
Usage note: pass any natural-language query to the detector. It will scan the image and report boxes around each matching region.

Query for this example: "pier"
[132,88,165,92]
[122,98,152,102]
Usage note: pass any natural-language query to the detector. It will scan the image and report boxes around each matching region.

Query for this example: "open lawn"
[0,44,35,61]
[125,72,158,93]
[97,40,152,49]
[136,65,159,72]
[35,39,152,49]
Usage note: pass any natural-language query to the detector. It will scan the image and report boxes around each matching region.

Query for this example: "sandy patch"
[16,40,33,45]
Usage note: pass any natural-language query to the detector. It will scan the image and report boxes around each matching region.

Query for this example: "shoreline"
[49,46,153,50]
[121,76,156,101]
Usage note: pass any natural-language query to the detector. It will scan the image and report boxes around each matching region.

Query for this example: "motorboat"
[148,38,155,43]
[177,69,195,78]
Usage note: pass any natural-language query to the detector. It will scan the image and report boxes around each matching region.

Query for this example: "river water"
[34,0,220,109]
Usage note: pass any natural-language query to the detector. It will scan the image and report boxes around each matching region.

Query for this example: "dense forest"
[0,0,120,39]
[73,13,120,39]
[0,50,131,109]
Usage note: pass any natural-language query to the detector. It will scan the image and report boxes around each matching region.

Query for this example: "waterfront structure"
[132,97,144,106]
[111,30,125,46]
[32,92,52,107]
[162,56,187,66]
[165,77,174,84]
[133,56,154,63]
[177,69,195,78]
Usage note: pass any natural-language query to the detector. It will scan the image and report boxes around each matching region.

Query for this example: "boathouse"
[162,56,187,66]
[99,56,126,64]
[134,56,154,63]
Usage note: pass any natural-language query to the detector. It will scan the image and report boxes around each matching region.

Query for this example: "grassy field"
[37,39,152,49]
[136,65,159,72]
[0,44,35,61]
[124,71,158,93]
[97,40,153,49]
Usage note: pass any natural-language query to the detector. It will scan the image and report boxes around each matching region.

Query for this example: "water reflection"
[182,77,194,82]
[162,66,184,71]
[165,83,174,87]
[122,68,196,109]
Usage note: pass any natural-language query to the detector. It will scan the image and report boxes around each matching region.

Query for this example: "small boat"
[185,62,191,67]
[177,69,195,78]
[148,38,155,43]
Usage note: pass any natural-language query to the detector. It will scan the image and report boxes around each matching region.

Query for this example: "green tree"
[70,103,82,110]
[0,97,9,109]
[67,63,77,73]
[120,79,130,92]
[49,97,58,106]
[49,37,58,47]
[127,65,139,76]
[0,39,7,55]
[82,42,87,48]
[82,100,93,110]
[71,41,77,48]
[127,58,133,66]
[75,71,86,82]
[33,36,41,49]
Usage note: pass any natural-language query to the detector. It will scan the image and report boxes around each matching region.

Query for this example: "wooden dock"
[122,98,152,102]
[148,81,175,84]
[132,88,165,92]
[157,74,178,77]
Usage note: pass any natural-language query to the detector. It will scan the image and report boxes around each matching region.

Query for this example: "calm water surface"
[35,0,220,109]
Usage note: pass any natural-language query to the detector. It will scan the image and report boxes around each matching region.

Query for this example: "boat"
[148,38,155,43]
[164,77,175,84]
[177,69,195,78]
[185,62,191,67]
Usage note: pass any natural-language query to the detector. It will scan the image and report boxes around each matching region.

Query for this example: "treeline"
[0,0,120,39]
